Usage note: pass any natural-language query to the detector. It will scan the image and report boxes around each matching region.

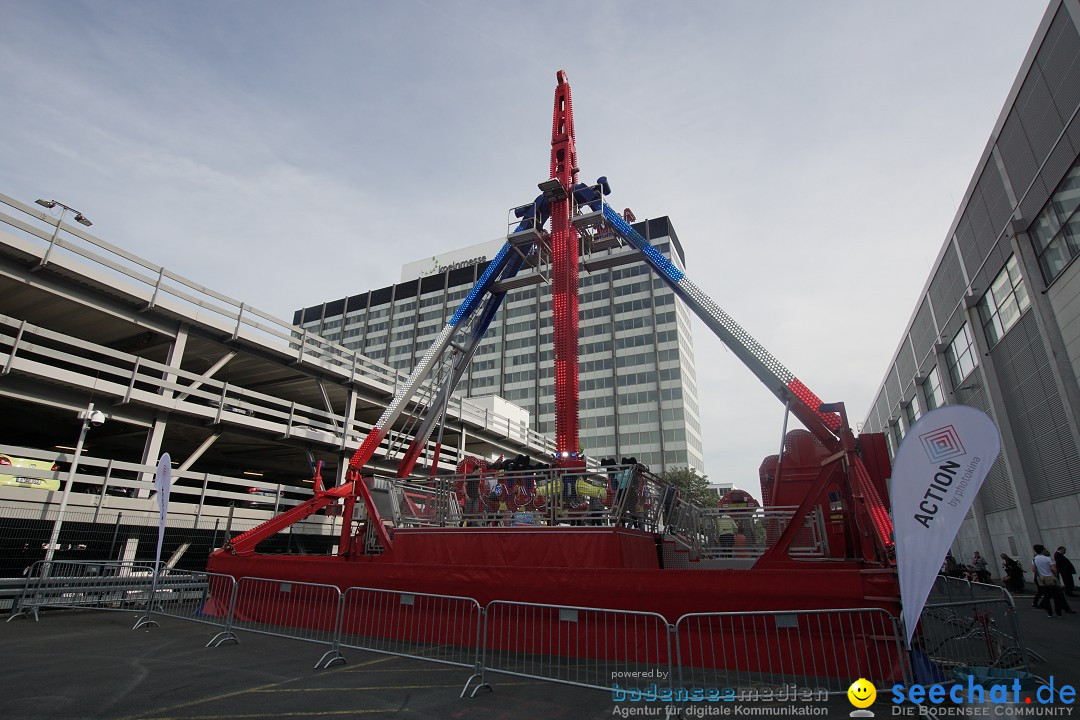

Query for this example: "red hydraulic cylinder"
[550,70,580,457]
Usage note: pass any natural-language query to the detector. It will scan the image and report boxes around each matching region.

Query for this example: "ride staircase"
[661,492,830,570]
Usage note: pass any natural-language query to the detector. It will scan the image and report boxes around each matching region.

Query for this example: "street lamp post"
[44,402,105,563]
[35,198,92,269]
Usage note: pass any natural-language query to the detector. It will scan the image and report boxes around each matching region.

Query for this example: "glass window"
[946,324,978,387]
[1032,162,1080,282]
[904,394,922,427]
[977,255,1031,346]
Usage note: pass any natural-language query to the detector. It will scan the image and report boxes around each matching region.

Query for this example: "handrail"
[0,312,554,463]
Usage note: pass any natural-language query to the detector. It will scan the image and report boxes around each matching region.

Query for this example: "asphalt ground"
[1,597,1076,720]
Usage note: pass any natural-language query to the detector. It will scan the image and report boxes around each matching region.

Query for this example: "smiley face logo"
[848,678,877,709]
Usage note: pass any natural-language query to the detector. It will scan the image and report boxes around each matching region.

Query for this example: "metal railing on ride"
[383,464,665,533]
[663,497,829,561]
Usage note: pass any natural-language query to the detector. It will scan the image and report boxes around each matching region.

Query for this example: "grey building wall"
[295,217,705,474]
[863,0,1080,570]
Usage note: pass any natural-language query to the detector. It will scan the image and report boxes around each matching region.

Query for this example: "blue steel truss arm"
[395,249,528,477]
[223,241,521,556]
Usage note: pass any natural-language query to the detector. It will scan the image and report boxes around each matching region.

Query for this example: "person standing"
[1001,553,1025,593]
[972,551,990,583]
[1032,544,1068,617]
[1054,546,1076,598]
[716,514,737,557]
[944,552,962,578]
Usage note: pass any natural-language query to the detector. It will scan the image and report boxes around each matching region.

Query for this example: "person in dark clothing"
[1001,553,1025,593]
[1054,547,1076,597]
[944,552,962,578]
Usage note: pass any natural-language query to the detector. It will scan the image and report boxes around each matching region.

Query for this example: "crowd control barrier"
[914,598,1028,674]
[473,601,673,696]
[10,561,935,701]
[133,569,235,631]
[207,576,343,668]
[338,587,484,681]
[674,608,910,695]
[928,575,1015,605]
[8,560,157,621]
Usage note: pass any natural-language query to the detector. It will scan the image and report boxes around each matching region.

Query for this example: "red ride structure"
[207,70,899,628]
[549,71,582,466]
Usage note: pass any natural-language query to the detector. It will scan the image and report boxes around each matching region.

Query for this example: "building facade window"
[904,393,922,428]
[1031,161,1080,283]
[977,254,1030,346]
[946,324,978,388]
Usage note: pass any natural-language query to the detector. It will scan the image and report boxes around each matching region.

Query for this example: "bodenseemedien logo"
[848,678,877,717]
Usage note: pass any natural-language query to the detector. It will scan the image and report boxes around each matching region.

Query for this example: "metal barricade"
[208,576,343,668]
[915,598,1028,672]
[138,570,236,630]
[338,587,483,683]
[928,575,1011,603]
[8,559,157,621]
[674,608,910,696]
[476,601,673,696]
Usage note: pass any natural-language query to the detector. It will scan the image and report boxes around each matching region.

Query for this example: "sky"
[0,0,1052,495]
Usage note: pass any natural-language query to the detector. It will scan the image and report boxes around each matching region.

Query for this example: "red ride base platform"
[207,526,898,621]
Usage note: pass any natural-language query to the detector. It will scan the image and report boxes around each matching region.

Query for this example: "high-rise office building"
[862,0,1080,559]
[295,217,704,473]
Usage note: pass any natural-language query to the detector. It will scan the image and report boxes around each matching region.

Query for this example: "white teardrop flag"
[891,405,1000,646]
[154,453,172,572]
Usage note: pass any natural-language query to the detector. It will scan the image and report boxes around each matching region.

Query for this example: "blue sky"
[0,1,1051,492]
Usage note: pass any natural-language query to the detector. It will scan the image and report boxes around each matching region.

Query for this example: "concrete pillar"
[162,323,189,399]
[339,388,359,485]
[931,343,995,564]
[137,418,167,497]
[961,303,1038,555]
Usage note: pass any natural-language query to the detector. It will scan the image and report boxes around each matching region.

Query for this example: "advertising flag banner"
[892,405,1000,645]
[154,453,172,572]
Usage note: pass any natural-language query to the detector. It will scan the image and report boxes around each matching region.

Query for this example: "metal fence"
[674,608,909,695]
[19,561,1011,699]
[140,569,235,631]
[914,598,1028,673]
[209,577,343,666]
[928,574,1014,606]
[8,559,158,621]
[338,587,483,679]
[476,601,673,696]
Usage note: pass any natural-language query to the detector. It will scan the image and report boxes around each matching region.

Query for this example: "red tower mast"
[549,70,581,461]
